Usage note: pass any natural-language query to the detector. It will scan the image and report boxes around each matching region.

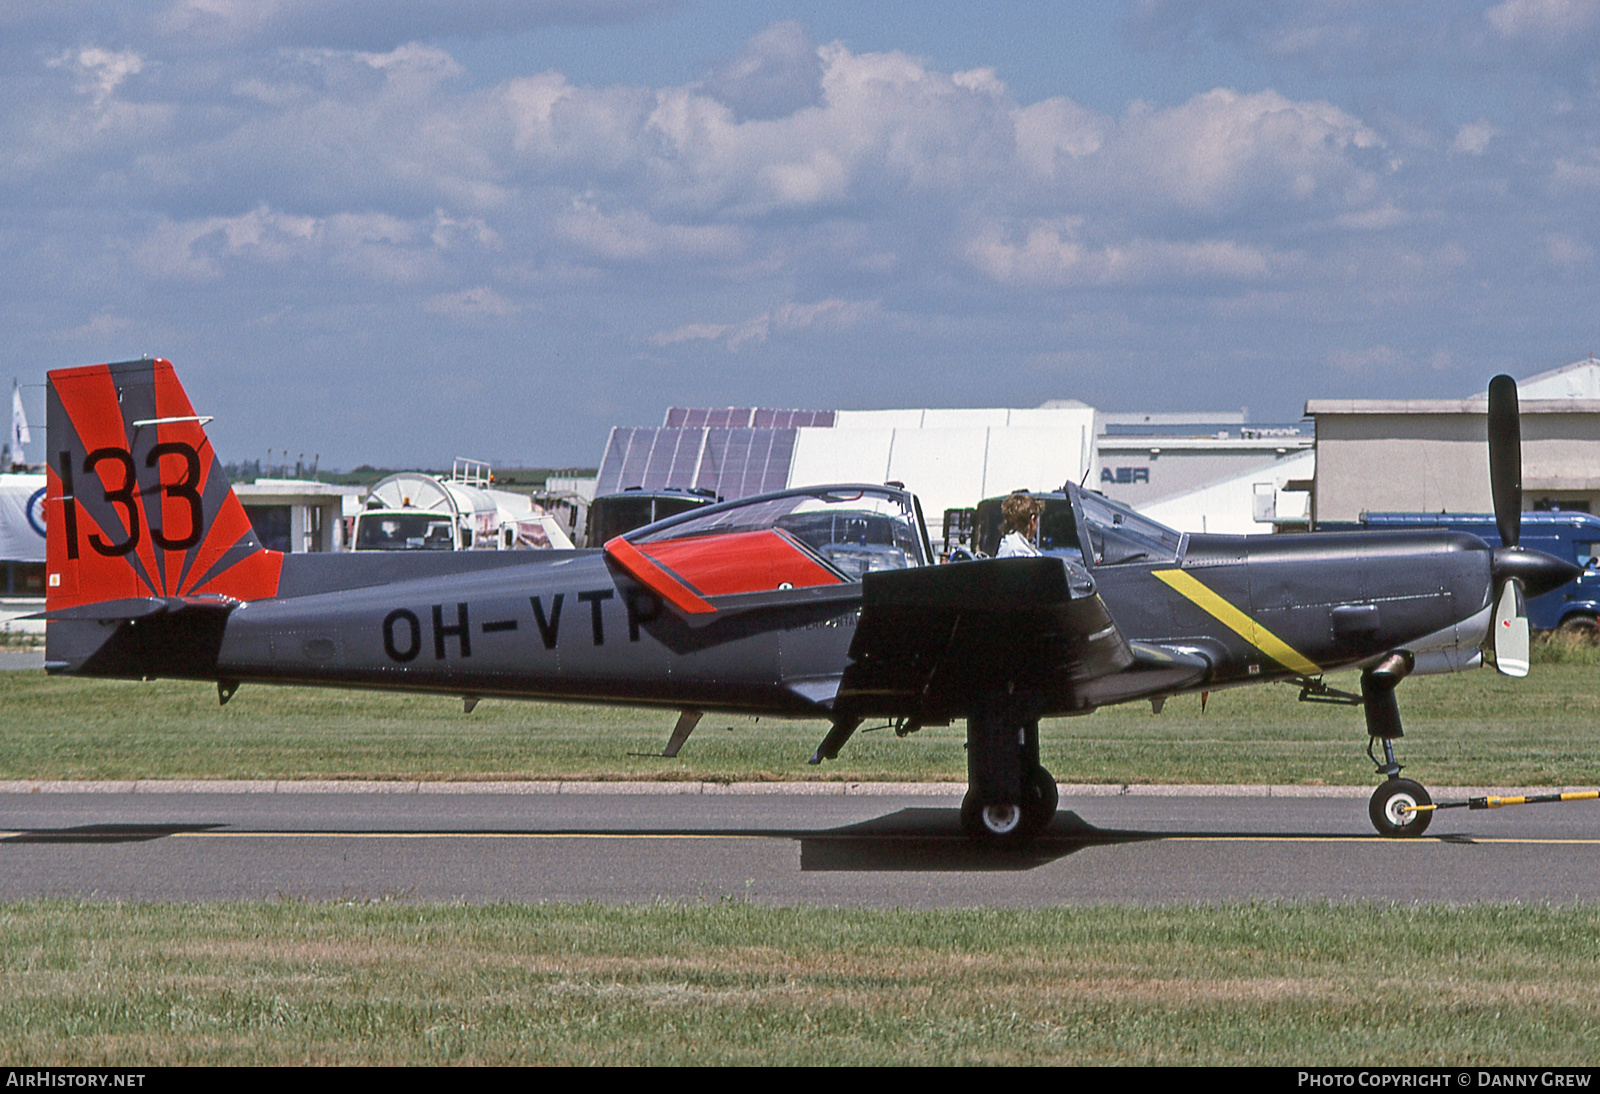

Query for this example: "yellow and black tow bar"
[1402,790,1600,816]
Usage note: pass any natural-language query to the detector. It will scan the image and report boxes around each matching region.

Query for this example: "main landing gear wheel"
[1369,778,1433,838]
[961,793,1026,841]
[1024,764,1058,832]
[961,766,1058,844]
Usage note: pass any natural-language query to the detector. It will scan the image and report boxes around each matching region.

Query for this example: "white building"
[1139,448,1315,535]
[233,479,366,553]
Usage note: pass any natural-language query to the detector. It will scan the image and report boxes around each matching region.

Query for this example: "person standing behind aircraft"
[996,492,1042,557]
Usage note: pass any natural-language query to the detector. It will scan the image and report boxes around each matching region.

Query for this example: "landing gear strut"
[1362,656,1432,837]
[960,694,1057,843]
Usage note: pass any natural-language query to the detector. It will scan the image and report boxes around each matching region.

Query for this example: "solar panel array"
[595,408,838,500]
[662,407,836,429]
[594,425,796,499]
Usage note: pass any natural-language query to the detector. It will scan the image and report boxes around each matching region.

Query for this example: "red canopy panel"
[606,529,843,614]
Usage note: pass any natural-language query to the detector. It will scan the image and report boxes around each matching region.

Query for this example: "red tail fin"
[45,359,281,611]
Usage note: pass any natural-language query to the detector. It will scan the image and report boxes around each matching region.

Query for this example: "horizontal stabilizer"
[29,594,240,623]
[40,594,241,678]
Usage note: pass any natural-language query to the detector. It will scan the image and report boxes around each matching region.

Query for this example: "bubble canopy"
[606,485,932,612]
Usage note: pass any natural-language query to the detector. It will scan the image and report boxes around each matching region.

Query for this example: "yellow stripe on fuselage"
[1152,569,1321,676]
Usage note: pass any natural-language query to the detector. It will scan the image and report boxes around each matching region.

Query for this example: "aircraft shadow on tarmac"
[1,823,226,844]
[794,809,1484,871]
[0,813,1137,868]
[797,809,1155,871]
[0,812,1464,868]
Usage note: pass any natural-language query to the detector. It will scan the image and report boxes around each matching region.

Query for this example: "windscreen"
[1076,490,1184,566]
[355,513,456,551]
[587,496,656,544]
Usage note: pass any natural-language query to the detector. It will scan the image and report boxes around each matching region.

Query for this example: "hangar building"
[1306,357,1600,524]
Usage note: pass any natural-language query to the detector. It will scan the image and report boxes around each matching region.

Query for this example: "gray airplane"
[40,360,1579,843]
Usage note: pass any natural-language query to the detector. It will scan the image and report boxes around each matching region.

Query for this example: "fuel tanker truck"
[351,459,574,553]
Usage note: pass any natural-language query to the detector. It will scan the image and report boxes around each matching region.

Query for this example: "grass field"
[2,658,1599,786]
[3,900,1598,1065]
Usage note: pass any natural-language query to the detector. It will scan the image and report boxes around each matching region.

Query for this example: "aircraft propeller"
[1486,374,1530,677]
[1485,374,1584,676]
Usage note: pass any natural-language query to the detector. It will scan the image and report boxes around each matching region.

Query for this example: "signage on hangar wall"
[1101,467,1150,485]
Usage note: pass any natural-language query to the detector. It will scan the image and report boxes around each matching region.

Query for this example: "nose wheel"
[1361,664,1433,837]
[1369,778,1433,837]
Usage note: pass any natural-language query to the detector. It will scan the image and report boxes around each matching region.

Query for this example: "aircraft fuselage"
[50,526,1496,719]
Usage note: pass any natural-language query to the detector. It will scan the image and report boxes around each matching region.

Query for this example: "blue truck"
[1318,511,1600,635]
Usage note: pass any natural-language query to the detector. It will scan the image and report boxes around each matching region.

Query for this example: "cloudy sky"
[5,0,1600,469]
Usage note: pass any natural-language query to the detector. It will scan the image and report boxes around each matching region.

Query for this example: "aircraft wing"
[835,556,1209,718]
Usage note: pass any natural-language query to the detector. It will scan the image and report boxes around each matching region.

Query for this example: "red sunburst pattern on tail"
[45,359,282,611]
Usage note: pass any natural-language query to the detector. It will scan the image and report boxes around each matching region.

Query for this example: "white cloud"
[965,218,1274,286]
[1013,97,1110,176]
[1453,119,1498,155]
[495,49,1385,244]
[649,321,736,347]
[124,204,503,285]
[771,298,880,331]
[649,298,881,351]
[1543,232,1594,269]
[11,31,1395,276]
[951,68,1006,96]
[1335,203,1407,231]
[424,285,519,318]
[1104,89,1382,212]
[1328,345,1409,374]
[555,198,746,263]
[47,47,144,107]
[1487,0,1600,44]
[430,211,500,251]
[1552,150,1600,191]
[0,28,1422,315]
[700,20,823,121]
[59,311,136,342]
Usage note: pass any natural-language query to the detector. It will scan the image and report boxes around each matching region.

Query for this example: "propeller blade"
[1492,578,1529,678]
[1487,374,1522,549]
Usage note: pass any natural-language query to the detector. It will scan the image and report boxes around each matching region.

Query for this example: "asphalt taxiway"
[3,782,1599,906]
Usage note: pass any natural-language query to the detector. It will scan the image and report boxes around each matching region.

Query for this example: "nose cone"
[1492,546,1584,599]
